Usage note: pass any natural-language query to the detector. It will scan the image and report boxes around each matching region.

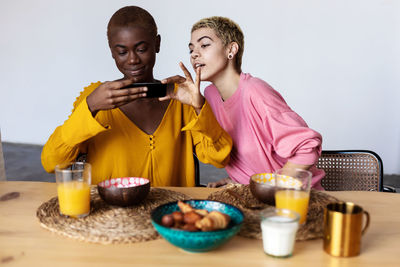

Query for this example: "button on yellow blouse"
[41,82,232,186]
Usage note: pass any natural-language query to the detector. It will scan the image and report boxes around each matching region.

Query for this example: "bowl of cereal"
[97,177,150,207]
[250,172,302,205]
[250,173,277,205]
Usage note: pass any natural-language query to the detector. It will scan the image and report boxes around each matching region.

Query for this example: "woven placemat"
[207,184,339,241]
[37,187,190,244]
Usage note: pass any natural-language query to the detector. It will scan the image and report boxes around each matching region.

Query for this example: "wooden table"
[1,181,399,266]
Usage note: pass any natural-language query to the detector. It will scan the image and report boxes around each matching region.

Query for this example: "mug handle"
[361,210,370,235]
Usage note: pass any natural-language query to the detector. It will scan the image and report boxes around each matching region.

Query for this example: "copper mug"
[323,202,370,257]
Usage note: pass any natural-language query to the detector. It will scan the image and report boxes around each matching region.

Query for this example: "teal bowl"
[151,200,244,252]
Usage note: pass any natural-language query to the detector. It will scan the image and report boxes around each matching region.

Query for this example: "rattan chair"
[317,150,383,191]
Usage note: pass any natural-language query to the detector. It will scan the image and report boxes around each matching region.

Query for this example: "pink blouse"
[204,73,324,189]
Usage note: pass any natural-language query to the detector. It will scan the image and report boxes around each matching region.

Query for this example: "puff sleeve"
[41,82,109,173]
[266,110,322,166]
[181,101,232,168]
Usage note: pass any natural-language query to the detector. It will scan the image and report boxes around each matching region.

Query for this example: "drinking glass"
[260,208,300,258]
[274,168,312,224]
[55,162,91,218]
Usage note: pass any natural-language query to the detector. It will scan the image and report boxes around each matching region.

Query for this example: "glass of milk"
[260,208,300,258]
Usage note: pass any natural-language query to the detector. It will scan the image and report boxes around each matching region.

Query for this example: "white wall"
[1,0,399,173]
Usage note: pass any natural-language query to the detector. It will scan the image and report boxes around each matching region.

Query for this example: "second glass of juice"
[274,168,312,224]
[55,162,91,218]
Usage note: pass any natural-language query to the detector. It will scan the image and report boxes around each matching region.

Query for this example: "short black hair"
[107,6,158,41]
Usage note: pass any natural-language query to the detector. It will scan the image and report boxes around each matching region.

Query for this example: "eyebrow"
[114,41,147,49]
[188,35,213,48]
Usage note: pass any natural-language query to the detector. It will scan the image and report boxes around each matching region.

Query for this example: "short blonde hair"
[192,16,244,73]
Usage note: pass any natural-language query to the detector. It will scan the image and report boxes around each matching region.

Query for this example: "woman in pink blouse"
[166,16,324,189]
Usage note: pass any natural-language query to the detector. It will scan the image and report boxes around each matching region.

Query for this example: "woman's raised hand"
[160,62,205,112]
[86,79,147,116]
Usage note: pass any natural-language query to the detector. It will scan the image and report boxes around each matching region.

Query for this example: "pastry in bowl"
[151,200,244,252]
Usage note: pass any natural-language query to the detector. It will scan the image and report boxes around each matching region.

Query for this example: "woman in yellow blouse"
[41,6,232,186]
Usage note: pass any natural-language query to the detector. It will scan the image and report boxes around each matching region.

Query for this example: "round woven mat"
[207,184,339,241]
[37,187,189,244]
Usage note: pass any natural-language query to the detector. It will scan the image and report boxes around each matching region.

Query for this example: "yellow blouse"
[41,82,232,186]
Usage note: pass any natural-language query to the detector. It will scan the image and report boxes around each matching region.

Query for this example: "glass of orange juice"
[55,162,91,218]
[274,168,312,224]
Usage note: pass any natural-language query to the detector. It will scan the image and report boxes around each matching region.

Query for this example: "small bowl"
[250,173,303,205]
[151,200,244,252]
[97,177,150,207]
[250,173,277,205]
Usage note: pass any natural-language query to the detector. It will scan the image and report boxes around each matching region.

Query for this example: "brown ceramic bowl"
[249,173,276,206]
[97,177,150,207]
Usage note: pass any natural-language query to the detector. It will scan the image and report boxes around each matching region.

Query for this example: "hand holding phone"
[87,79,149,117]
[121,82,167,98]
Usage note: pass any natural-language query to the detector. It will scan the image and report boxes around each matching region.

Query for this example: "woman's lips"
[194,63,205,69]
[126,67,145,76]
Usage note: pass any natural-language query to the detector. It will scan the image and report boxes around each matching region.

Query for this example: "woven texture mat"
[37,187,189,244]
[207,184,339,241]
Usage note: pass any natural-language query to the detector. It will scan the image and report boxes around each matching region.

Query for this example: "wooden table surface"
[1,181,400,266]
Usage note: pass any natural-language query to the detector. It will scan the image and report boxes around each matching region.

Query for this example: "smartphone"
[121,82,167,98]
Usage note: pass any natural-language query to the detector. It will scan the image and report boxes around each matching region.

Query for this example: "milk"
[261,215,299,257]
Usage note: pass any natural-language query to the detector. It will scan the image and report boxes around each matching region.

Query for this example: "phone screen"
[121,82,167,98]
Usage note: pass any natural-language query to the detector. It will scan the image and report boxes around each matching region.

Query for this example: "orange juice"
[275,190,309,224]
[57,181,90,218]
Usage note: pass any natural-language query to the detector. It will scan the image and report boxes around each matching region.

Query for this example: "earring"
[228,53,233,59]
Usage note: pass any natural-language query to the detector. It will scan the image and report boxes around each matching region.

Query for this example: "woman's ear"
[155,34,161,53]
[228,42,239,57]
